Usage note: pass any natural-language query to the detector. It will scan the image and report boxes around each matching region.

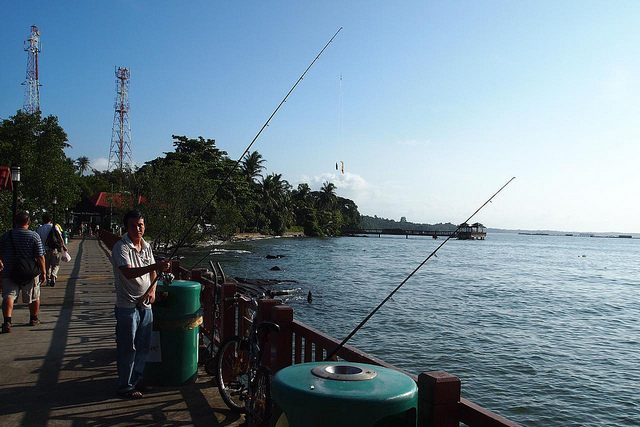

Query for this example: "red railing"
[99,231,519,427]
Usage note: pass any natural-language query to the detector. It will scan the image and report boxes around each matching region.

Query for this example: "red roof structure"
[0,166,13,191]
[94,192,147,209]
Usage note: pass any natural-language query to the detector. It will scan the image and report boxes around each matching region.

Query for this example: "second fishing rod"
[325,176,516,360]
[140,27,343,300]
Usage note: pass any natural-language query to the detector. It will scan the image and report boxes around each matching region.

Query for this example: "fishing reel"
[160,272,175,285]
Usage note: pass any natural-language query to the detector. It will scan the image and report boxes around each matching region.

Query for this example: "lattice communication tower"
[108,67,133,172]
[22,25,42,114]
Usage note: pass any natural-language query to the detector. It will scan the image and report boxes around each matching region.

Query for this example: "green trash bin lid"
[154,280,202,318]
[272,361,417,427]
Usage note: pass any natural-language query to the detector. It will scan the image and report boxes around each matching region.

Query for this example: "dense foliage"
[0,111,81,230]
[0,111,361,242]
[136,136,361,244]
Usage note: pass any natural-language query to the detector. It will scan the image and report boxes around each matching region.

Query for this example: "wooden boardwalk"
[0,237,243,426]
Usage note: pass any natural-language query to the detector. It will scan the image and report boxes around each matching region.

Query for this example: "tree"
[260,173,291,234]
[318,181,337,210]
[0,111,80,229]
[136,135,251,244]
[338,197,360,230]
[71,131,361,241]
[242,151,266,182]
[76,156,90,176]
[291,183,312,225]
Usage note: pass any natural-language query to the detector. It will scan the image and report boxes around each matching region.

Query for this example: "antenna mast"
[108,67,133,172]
[22,25,41,114]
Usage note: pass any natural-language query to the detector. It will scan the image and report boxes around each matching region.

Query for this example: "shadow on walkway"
[0,237,242,426]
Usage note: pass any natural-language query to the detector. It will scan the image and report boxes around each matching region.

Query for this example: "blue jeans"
[115,306,153,392]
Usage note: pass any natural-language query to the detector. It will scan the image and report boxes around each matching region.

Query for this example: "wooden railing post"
[270,305,294,371]
[418,371,461,427]
[220,282,237,340]
[190,268,204,281]
[257,299,279,323]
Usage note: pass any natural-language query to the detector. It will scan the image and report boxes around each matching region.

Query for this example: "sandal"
[118,389,143,399]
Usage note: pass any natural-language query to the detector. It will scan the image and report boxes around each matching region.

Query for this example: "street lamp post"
[11,165,21,225]
[52,196,57,224]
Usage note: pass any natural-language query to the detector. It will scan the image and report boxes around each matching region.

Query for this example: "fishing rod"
[139,27,343,301]
[169,27,342,259]
[325,176,516,360]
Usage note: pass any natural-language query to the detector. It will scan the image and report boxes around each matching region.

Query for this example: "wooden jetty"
[344,222,487,240]
[0,236,242,426]
[104,228,516,427]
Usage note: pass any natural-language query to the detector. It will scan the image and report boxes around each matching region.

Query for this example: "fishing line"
[141,27,343,298]
[325,176,516,360]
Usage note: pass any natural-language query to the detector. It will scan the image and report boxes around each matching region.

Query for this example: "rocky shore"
[230,231,305,242]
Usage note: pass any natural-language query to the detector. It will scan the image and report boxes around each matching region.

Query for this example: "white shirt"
[111,233,155,308]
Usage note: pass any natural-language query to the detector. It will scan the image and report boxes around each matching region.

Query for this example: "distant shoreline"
[489,228,640,238]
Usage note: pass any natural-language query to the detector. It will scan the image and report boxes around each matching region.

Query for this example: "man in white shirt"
[111,210,170,399]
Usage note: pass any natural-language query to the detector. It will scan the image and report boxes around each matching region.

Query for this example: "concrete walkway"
[0,237,243,426]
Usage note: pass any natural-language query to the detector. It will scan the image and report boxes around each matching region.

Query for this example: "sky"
[2,1,640,233]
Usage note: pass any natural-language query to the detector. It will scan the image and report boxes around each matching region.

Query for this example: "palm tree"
[76,156,90,176]
[319,181,337,210]
[292,183,311,205]
[260,173,291,234]
[242,151,266,182]
[261,174,289,207]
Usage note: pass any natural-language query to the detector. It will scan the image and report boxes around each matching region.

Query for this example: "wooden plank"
[303,336,312,362]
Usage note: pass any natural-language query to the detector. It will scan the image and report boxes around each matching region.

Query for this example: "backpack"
[8,231,41,286]
[45,225,63,251]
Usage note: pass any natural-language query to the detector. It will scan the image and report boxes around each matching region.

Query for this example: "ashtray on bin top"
[310,364,377,381]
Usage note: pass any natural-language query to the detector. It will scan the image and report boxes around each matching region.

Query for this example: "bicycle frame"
[214,292,280,426]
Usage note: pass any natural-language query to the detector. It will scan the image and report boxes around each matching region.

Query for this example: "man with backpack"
[36,213,67,287]
[0,212,46,333]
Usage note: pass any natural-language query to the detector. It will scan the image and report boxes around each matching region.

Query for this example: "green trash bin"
[271,361,417,427]
[144,280,202,386]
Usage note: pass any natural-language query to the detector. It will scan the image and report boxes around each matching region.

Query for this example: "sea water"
[180,232,640,426]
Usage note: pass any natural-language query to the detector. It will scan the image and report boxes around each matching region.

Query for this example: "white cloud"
[91,157,109,172]
[296,172,408,218]
[298,172,368,193]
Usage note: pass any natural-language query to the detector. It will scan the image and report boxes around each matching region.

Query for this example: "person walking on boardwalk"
[0,212,46,333]
[111,210,171,399]
[36,213,67,287]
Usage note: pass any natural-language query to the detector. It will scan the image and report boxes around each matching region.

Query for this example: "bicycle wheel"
[246,367,272,427]
[215,335,249,412]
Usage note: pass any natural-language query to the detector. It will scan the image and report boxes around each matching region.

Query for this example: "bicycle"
[213,290,281,427]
